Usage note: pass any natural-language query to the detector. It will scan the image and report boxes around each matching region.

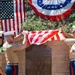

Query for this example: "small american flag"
[0,0,25,35]
[22,30,65,45]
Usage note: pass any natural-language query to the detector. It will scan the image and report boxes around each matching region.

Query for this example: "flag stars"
[37,0,71,10]
[0,1,14,19]
[60,5,62,7]
[52,6,54,8]
[38,0,42,3]
[39,1,41,3]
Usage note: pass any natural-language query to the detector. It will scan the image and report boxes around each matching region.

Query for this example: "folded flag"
[22,30,65,45]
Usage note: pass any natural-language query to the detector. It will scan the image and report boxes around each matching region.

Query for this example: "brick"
[52,72,69,75]
[52,63,69,73]
[52,55,66,63]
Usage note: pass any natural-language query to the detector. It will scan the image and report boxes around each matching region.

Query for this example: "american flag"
[22,30,65,45]
[0,0,25,35]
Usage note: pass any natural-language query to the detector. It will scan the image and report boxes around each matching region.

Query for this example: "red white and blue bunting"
[28,0,75,21]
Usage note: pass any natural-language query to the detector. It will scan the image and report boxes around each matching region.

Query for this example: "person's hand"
[59,27,63,33]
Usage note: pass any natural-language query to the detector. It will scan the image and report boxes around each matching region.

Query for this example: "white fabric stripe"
[6,19,10,31]
[18,0,21,25]
[43,31,59,43]
[32,0,74,15]
[36,30,53,44]
[10,19,14,31]
[21,0,25,23]
[18,0,21,33]
[58,31,66,40]
[14,0,18,35]
[31,31,39,44]
[31,31,46,44]
[58,32,62,40]
[48,38,51,41]
[54,34,58,40]
[57,32,61,39]
[19,0,25,33]
[28,32,33,44]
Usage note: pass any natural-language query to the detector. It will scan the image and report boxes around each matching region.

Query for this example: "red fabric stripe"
[34,34,43,43]
[23,0,26,21]
[8,19,11,31]
[26,33,30,45]
[2,20,5,31]
[70,61,74,75]
[29,0,32,3]
[34,30,49,43]
[1,20,3,31]
[29,30,46,43]
[9,19,14,31]
[14,66,16,75]
[56,33,60,40]
[30,34,35,43]
[16,0,19,34]
[20,0,22,24]
[51,37,54,40]
[42,30,58,43]
[5,20,7,31]
[18,0,21,33]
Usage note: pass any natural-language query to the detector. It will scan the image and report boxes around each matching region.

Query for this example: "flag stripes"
[22,30,65,45]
